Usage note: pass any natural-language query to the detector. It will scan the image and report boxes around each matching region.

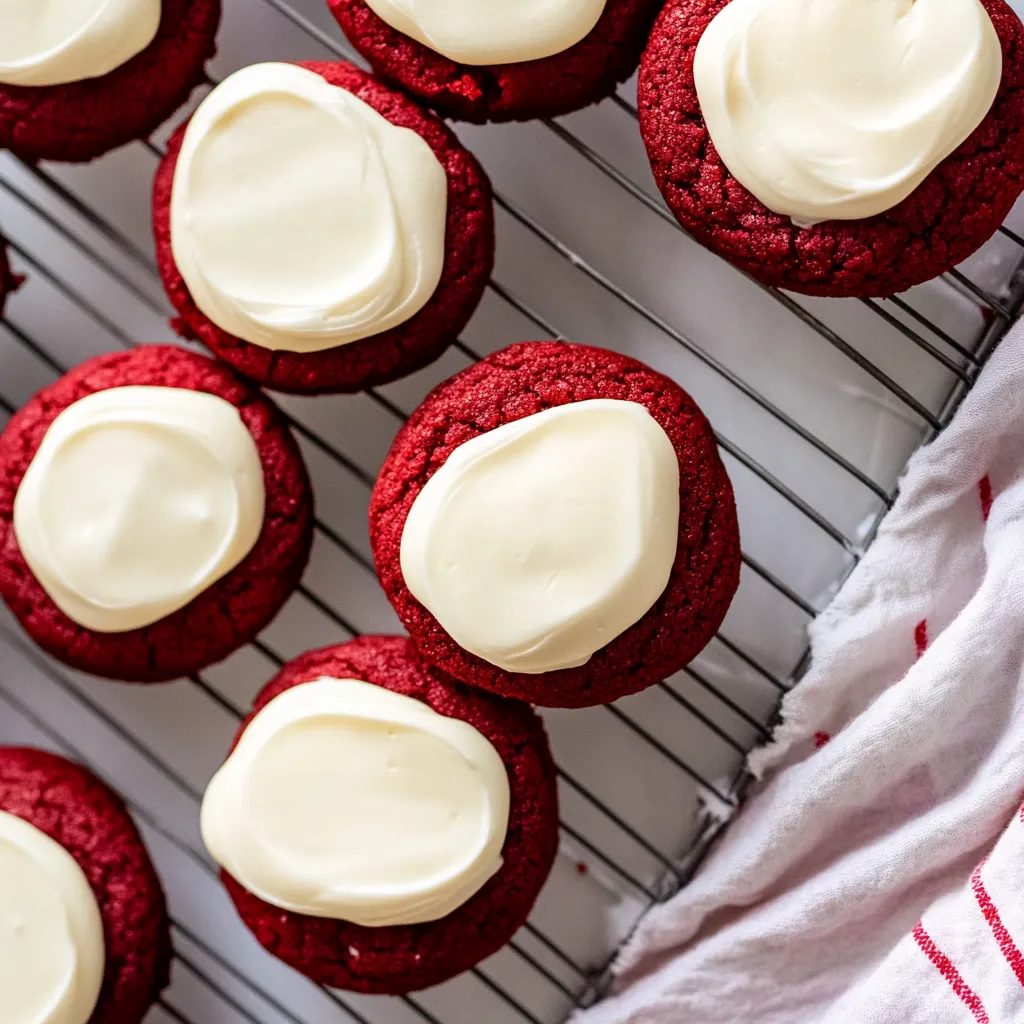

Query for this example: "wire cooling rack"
[2,1,1024,1022]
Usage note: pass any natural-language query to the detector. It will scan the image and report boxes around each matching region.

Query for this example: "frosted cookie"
[639,0,1024,296]
[154,61,494,394]
[371,340,741,708]
[202,635,559,993]
[0,0,220,163]
[328,0,662,121]
[0,345,313,682]
[0,747,171,1024]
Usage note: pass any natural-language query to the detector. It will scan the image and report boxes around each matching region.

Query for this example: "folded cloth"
[576,324,1024,1024]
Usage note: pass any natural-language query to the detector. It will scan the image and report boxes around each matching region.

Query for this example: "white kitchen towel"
[576,324,1024,1023]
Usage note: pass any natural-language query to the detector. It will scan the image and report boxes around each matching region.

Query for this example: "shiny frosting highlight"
[0,0,160,87]
[363,0,607,64]
[14,386,265,633]
[0,811,105,1024]
[201,677,510,927]
[170,63,448,353]
[400,399,681,674]
[693,0,1002,224]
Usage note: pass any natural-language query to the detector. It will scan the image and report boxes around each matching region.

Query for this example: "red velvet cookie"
[0,345,313,683]
[0,747,171,1024]
[328,0,663,122]
[153,61,494,395]
[639,0,1024,297]
[370,340,741,708]
[0,0,220,164]
[217,635,559,994]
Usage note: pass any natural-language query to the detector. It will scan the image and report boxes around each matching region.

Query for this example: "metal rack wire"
[1,1,1023,1022]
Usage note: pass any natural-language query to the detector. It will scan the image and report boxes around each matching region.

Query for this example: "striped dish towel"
[576,322,1024,1023]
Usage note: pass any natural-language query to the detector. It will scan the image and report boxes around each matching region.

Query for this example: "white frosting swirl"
[170,63,448,354]
[201,677,510,927]
[693,0,1003,224]
[13,386,265,633]
[0,811,105,1024]
[0,0,160,87]
[364,0,607,64]
[400,399,681,674]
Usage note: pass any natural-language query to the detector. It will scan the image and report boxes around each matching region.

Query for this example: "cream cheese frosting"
[13,385,265,633]
[363,0,607,64]
[693,0,1003,224]
[0,811,105,1024]
[201,677,510,926]
[400,399,681,674]
[170,62,448,354]
[0,0,161,87]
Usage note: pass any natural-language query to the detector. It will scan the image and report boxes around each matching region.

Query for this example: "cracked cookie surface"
[639,0,1024,297]
[370,340,741,708]
[0,747,171,1024]
[0,345,313,683]
[219,634,559,994]
[153,61,494,395]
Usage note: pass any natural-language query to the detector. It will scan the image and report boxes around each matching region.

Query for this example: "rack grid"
[1,1,1023,1022]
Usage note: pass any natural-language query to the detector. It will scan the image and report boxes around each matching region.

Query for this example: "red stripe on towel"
[979,476,994,522]
[915,620,929,660]
[972,860,1024,987]
[813,731,831,749]
[913,922,990,1022]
